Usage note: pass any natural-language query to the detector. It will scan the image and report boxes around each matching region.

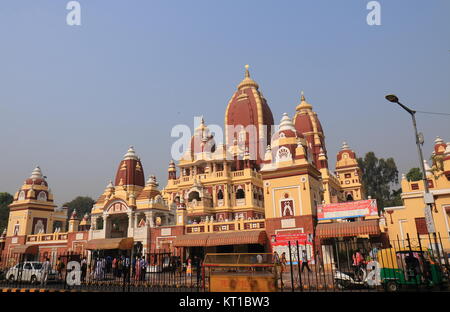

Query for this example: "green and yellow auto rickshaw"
[377,247,447,292]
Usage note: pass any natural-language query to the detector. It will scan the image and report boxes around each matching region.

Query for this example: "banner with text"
[317,199,378,220]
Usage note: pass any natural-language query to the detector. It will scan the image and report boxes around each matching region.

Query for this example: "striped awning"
[206,230,266,247]
[86,237,134,250]
[316,220,380,238]
[173,231,267,247]
[173,233,210,247]
[11,245,39,255]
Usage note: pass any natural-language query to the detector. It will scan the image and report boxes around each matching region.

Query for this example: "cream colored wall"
[7,210,28,237]
[264,173,319,219]
[385,188,450,251]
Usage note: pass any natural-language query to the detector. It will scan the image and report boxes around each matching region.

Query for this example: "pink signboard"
[317,199,378,220]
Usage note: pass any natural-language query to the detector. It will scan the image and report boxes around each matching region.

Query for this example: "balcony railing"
[26,232,69,243]
[185,218,265,234]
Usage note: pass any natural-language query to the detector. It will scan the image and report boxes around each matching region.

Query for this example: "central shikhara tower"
[163,65,365,248]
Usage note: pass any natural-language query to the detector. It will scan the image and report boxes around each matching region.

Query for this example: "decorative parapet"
[185,218,265,234]
[26,232,69,243]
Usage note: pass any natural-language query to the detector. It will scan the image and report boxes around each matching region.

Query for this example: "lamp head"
[385,94,399,103]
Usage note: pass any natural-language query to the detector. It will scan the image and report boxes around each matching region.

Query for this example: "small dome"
[435,136,444,145]
[272,113,304,142]
[341,141,350,150]
[146,175,159,187]
[189,118,216,154]
[124,146,138,160]
[25,166,48,186]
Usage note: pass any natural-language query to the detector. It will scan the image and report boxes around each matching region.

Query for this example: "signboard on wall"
[271,233,314,264]
[317,199,378,220]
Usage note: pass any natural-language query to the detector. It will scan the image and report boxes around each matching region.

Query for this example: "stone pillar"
[127,212,134,237]
[134,213,138,228]
[145,212,155,227]
[103,215,110,239]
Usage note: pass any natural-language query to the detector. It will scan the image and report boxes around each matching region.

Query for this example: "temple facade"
[1,65,381,265]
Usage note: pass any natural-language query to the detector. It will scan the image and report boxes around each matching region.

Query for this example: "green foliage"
[0,192,14,233]
[406,167,422,182]
[63,196,95,220]
[357,152,402,211]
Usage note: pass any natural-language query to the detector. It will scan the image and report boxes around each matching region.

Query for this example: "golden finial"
[301,91,305,101]
[245,64,250,78]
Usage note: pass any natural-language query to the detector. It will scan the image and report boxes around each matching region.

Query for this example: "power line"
[415,110,450,116]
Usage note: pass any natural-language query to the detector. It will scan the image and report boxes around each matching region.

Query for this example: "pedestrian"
[117,257,123,278]
[301,250,311,273]
[135,256,141,281]
[273,251,283,287]
[81,257,87,283]
[41,257,50,286]
[281,252,287,273]
[131,256,136,278]
[56,257,65,281]
[112,257,117,278]
[140,256,147,281]
[256,254,263,272]
[186,258,192,277]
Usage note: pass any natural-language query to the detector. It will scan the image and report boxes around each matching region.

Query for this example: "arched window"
[188,191,201,202]
[18,191,25,201]
[217,189,224,200]
[37,191,47,201]
[236,188,245,199]
[346,193,354,201]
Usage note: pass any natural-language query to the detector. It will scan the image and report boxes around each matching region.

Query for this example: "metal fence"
[277,232,450,292]
[0,233,448,292]
[0,250,203,292]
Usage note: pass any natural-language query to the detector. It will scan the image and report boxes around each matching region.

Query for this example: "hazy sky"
[0,0,449,206]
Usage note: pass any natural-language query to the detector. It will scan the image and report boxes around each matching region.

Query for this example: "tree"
[406,167,422,182]
[0,192,14,233]
[63,196,95,220]
[357,152,402,211]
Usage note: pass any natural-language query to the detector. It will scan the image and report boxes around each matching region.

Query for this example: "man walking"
[301,250,312,273]
[41,257,50,286]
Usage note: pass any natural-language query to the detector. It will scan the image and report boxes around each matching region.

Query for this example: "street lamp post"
[385,95,430,195]
[385,94,441,260]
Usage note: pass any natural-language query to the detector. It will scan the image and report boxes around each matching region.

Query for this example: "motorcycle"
[334,261,381,290]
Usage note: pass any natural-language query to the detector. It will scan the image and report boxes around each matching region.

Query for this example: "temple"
[6,65,447,266]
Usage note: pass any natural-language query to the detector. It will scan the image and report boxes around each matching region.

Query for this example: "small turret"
[68,210,80,232]
[168,160,177,180]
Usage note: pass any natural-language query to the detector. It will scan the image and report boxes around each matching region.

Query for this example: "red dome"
[114,147,145,187]
[225,66,274,164]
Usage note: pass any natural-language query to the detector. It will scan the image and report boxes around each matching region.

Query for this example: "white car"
[6,261,58,284]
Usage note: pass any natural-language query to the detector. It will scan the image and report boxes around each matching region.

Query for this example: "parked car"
[6,261,58,284]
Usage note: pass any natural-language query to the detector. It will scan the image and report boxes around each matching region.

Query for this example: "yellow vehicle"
[202,253,277,292]
[377,247,447,292]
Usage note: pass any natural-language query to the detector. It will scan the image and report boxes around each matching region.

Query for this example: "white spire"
[435,136,444,145]
[123,146,138,160]
[341,141,350,150]
[30,166,43,179]
[146,175,159,187]
[279,113,296,131]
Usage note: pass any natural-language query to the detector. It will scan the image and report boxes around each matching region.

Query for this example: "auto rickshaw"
[377,247,447,292]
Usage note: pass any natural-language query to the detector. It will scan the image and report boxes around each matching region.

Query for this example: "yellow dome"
[237,65,259,90]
